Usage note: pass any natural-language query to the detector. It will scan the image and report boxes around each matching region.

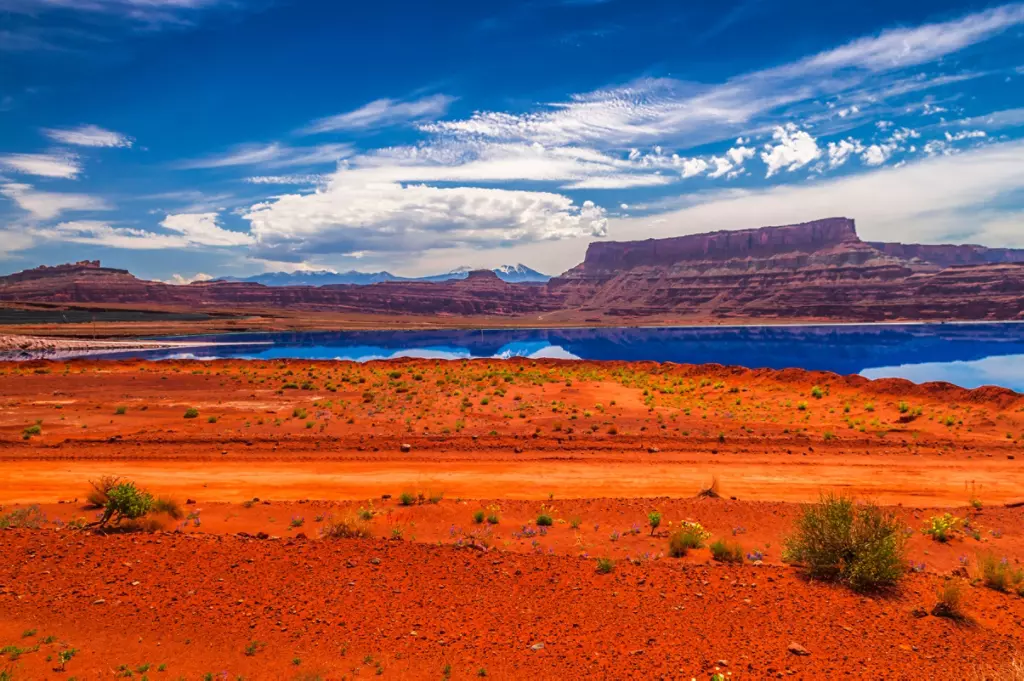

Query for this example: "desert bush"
[486,513,500,525]
[783,493,905,591]
[536,513,553,526]
[697,476,721,499]
[320,515,372,539]
[398,491,416,506]
[709,539,744,564]
[595,557,614,574]
[922,513,962,542]
[22,424,41,439]
[811,386,824,399]
[472,510,485,524]
[977,552,1024,593]
[932,578,967,620]
[647,511,662,535]
[151,496,183,520]
[115,406,127,415]
[86,475,123,508]
[668,521,710,557]
[98,482,153,527]
[0,505,46,529]
[183,407,200,419]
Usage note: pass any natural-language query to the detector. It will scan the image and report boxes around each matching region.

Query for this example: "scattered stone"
[93,598,105,605]
[787,642,810,656]
[186,499,196,505]
[647,446,660,453]
[530,643,544,651]
[400,443,412,453]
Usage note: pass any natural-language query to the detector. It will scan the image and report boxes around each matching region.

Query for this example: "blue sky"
[1,0,1022,282]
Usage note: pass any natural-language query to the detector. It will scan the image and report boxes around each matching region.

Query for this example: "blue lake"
[96,322,1024,392]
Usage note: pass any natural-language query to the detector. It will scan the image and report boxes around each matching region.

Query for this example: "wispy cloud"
[42,124,133,148]
[1,182,109,219]
[0,152,81,179]
[424,4,1024,149]
[300,94,455,135]
[177,142,353,170]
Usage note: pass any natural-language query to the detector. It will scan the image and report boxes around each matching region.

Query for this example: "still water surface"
[105,322,1024,392]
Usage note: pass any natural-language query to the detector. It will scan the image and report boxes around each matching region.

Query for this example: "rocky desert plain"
[1,220,1023,680]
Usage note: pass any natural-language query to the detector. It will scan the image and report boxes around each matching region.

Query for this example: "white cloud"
[680,157,709,178]
[827,138,864,168]
[160,212,254,247]
[246,174,324,185]
[760,124,821,177]
[244,180,607,260]
[0,152,81,179]
[178,143,353,169]
[301,94,455,134]
[1,182,109,219]
[922,102,949,115]
[165,272,214,285]
[42,124,132,148]
[423,5,1024,150]
[861,143,896,166]
[610,138,1024,249]
[945,129,987,141]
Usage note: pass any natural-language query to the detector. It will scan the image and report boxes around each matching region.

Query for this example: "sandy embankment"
[0,333,265,359]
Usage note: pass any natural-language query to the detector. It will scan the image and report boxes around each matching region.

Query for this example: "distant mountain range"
[218,264,550,286]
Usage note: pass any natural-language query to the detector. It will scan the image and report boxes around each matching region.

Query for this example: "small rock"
[93,598,105,605]
[186,499,197,505]
[716,660,729,667]
[647,446,660,453]
[787,642,810,656]
[530,643,545,651]
[911,607,928,618]
[370,557,381,565]
[400,443,412,453]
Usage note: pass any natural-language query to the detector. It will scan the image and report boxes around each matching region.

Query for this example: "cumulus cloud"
[301,94,455,134]
[945,129,987,141]
[1,183,109,219]
[680,157,709,178]
[178,143,353,169]
[165,272,214,285]
[42,124,132,148]
[760,124,821,177]
[244,180,607,261]
[0,152,81,179]
[827,138,864,168]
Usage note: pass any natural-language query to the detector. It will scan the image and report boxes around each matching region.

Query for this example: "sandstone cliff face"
[0,265,558,316]
[3,219,1024,322]
[548,218,1024,321]
[868,242,1024,268]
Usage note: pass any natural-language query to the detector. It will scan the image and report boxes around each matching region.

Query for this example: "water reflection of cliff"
[128,323,1024,378]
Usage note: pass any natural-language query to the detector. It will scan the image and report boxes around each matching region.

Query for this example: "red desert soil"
[1,358,1023,678]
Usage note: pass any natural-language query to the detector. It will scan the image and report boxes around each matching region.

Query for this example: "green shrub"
[668,521,709,557]
[595,557,614,574]
[783,493,905,591]
[977,552,1024,593]
[22,423,42,439]
[647,511,662,535]
[99,482,154,526]
[536,514,553,526]
[922,513,962,542]
[486,513,500,525]
[398,491,416,506]
[115,406,127,415]
[709,539,744,564]
[0,505,46,529]
[86,475,122,508]
[810,386,824,399]
[472,510,485,524]
[183,407,200,419]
